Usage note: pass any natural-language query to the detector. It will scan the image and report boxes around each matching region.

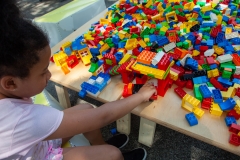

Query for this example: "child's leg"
[62,145,123,160]
[62,103,106,145]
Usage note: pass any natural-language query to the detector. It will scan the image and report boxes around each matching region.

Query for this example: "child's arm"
[46,83,156,140]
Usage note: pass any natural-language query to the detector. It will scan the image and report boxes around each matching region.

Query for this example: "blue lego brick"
[81,82,99,94]
[206,39,214,46]
[210,64,218,70]
[185,57,198,71]
[98,72,111,82]
[237,9,240,16]
[216,32,225,44]
[218,77,233,87]
[219,98,236,111]
[90,48,100,56]
[185,113,198,126]
[212,89,223,103]
[94,78,108,92]
[231,38,240,44]
[225,116,237,127]
[98,59,104,67]
[112,35,120,44]
[222,15,229,22]
[193,76,209,84]
[79,89,87,98]
[187,34,196,44]
[118,41,126,48]
[199,85,212,98]
[149,35,157,42]
[124,14,133,20]
[175,60,181,66]
[115,52,124,63]
[64,47,72,55]
[218,41,227,47]
[225,45,235,52]
[232,78,240,84]
[156,36,169,47]
[202,21,215,27]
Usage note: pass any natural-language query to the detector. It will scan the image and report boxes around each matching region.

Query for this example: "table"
[49,2,240,157]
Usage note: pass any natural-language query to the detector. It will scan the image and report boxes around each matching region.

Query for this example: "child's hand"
[137,82,157,102]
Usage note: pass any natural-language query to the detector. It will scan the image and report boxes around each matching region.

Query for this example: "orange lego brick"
[137,50,156,65]
[232,54,240,66]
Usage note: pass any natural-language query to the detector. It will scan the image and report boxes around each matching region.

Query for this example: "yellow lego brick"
[132,14,143,20]
[119,53,132,64]
[193,107,204,119]
[192,13,198,19]
[170,70,178,81]
[233,83,240,89]
[201,5,212,13]
[214,46,224,55]
[53,51,68,66]
[99,43,110,54]
[61,41,72,50]
[126,60,136,72]
[118,33,125,40]
[61,64,70,75]
[192,50,200,56]
[225,27,232,34]
[131,63,165,79]
[207,68,219,78]
[182,94,200,112]
[221,87,236,99]
[100,18,109,25]
[143,22,151,28]
[160,26,168,32]
[184,2,195,11]
[157,2,164,12]
[84,34,94,41]
[165,11,178,23]
[234,101,240,114]
[125,38,137,50]
[198,65,203,70]
[151,14,161,21]
[145,0,153,8]
[216,14,223,25]
[78,48,92,66]
[210,102,223,116]
[138,39,147,48]
[99,41,104,45]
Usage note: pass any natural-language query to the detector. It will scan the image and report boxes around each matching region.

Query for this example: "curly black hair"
[0,0,49,78]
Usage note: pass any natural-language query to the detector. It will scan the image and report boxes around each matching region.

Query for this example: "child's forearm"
[97,93,145,125]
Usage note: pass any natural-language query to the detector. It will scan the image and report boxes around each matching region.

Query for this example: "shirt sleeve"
[12,104,64,150]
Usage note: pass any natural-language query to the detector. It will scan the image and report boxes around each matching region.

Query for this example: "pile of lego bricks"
[56,0,240,145]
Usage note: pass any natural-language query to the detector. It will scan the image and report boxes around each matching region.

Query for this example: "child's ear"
[0,76,17,91]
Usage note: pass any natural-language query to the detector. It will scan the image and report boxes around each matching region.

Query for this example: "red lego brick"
[199,46,209,52]
[157,54,171,70]
[232,54,240,66]
[201,98,212,110]
[229,134,240,146]
[175,78,187,88]
[136,74,148,84]
[66,55,79,69]
[171,65,185,76]
[233,74,240,79]
[229,123,240,134]
[157,74,171,97]
[210,77,224,90]
[236,88,240,97]
[174,86,187,98]
[185,80,194,89]
[132,48,141,56]
[206,57,215,65]
[227,109,240,120]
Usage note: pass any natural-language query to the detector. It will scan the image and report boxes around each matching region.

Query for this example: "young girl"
[0,0,156,160]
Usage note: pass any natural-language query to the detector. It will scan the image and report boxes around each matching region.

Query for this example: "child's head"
[0,0,51,99]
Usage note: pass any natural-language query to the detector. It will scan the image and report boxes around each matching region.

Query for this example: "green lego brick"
[176,42,183,47]
[88,63,98,73]
[182,41,190,49]
[131,33,139,38]
[220,63,236,73]
[202,64,211,71]
[111,17,119,23]
[194,84,203,102]
[106,59,113,65]
[147,74,155,78]
[207,82,213,87]
[146,42,152,46]
[222,70,232,79]
[149,28,155,34]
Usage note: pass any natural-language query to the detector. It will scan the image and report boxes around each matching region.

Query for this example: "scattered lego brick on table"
[52,0,240,145]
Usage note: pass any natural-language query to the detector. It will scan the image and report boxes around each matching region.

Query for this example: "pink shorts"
[45,139,63,160]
